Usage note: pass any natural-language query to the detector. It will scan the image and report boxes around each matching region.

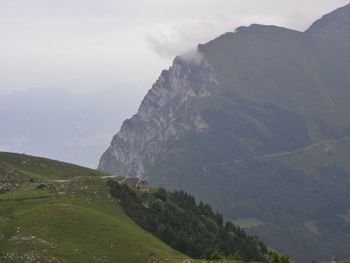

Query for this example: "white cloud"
[0,0,348,92]
[144,1,349,58]
[145,17,242,58]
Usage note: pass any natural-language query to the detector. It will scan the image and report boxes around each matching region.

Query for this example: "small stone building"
[123,178,149,191]
[123,178,139,188]
[136,179,149,190]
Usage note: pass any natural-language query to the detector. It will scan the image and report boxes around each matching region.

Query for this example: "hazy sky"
[1,0,349,95]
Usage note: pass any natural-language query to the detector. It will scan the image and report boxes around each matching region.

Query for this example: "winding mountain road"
[212,137,350,167]
[256,137,350,160]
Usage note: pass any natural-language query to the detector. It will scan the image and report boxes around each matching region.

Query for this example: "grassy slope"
[0,152,249,263]
[0,152,186,263]
[0,152,107,181]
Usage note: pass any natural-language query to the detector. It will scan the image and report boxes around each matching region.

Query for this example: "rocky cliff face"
[98,55,217,177]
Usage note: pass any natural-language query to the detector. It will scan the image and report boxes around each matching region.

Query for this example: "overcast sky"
[1,0,349,96]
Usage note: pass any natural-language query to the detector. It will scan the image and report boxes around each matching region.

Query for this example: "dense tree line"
[107,180,269,261]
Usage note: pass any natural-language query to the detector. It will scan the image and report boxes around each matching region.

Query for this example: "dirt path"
[101,175,120,179]
[48,179,71,183]
[47,175,121,183]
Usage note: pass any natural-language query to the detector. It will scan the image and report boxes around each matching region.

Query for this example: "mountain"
[99,3,350,261]
[0,152,268,262]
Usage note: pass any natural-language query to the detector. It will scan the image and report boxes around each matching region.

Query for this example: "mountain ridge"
[306,3,350,34]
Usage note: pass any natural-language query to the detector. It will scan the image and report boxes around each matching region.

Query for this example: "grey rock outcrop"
[98,55,217,177]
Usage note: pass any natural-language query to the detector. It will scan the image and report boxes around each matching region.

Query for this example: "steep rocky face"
[99,4,350,261]
[99,56,217,177]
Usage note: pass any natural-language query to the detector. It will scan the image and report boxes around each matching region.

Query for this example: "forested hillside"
[108,180,268,261]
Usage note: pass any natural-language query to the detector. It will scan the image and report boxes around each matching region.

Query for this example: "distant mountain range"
[0,88,139,168]
[99,3,350,261]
